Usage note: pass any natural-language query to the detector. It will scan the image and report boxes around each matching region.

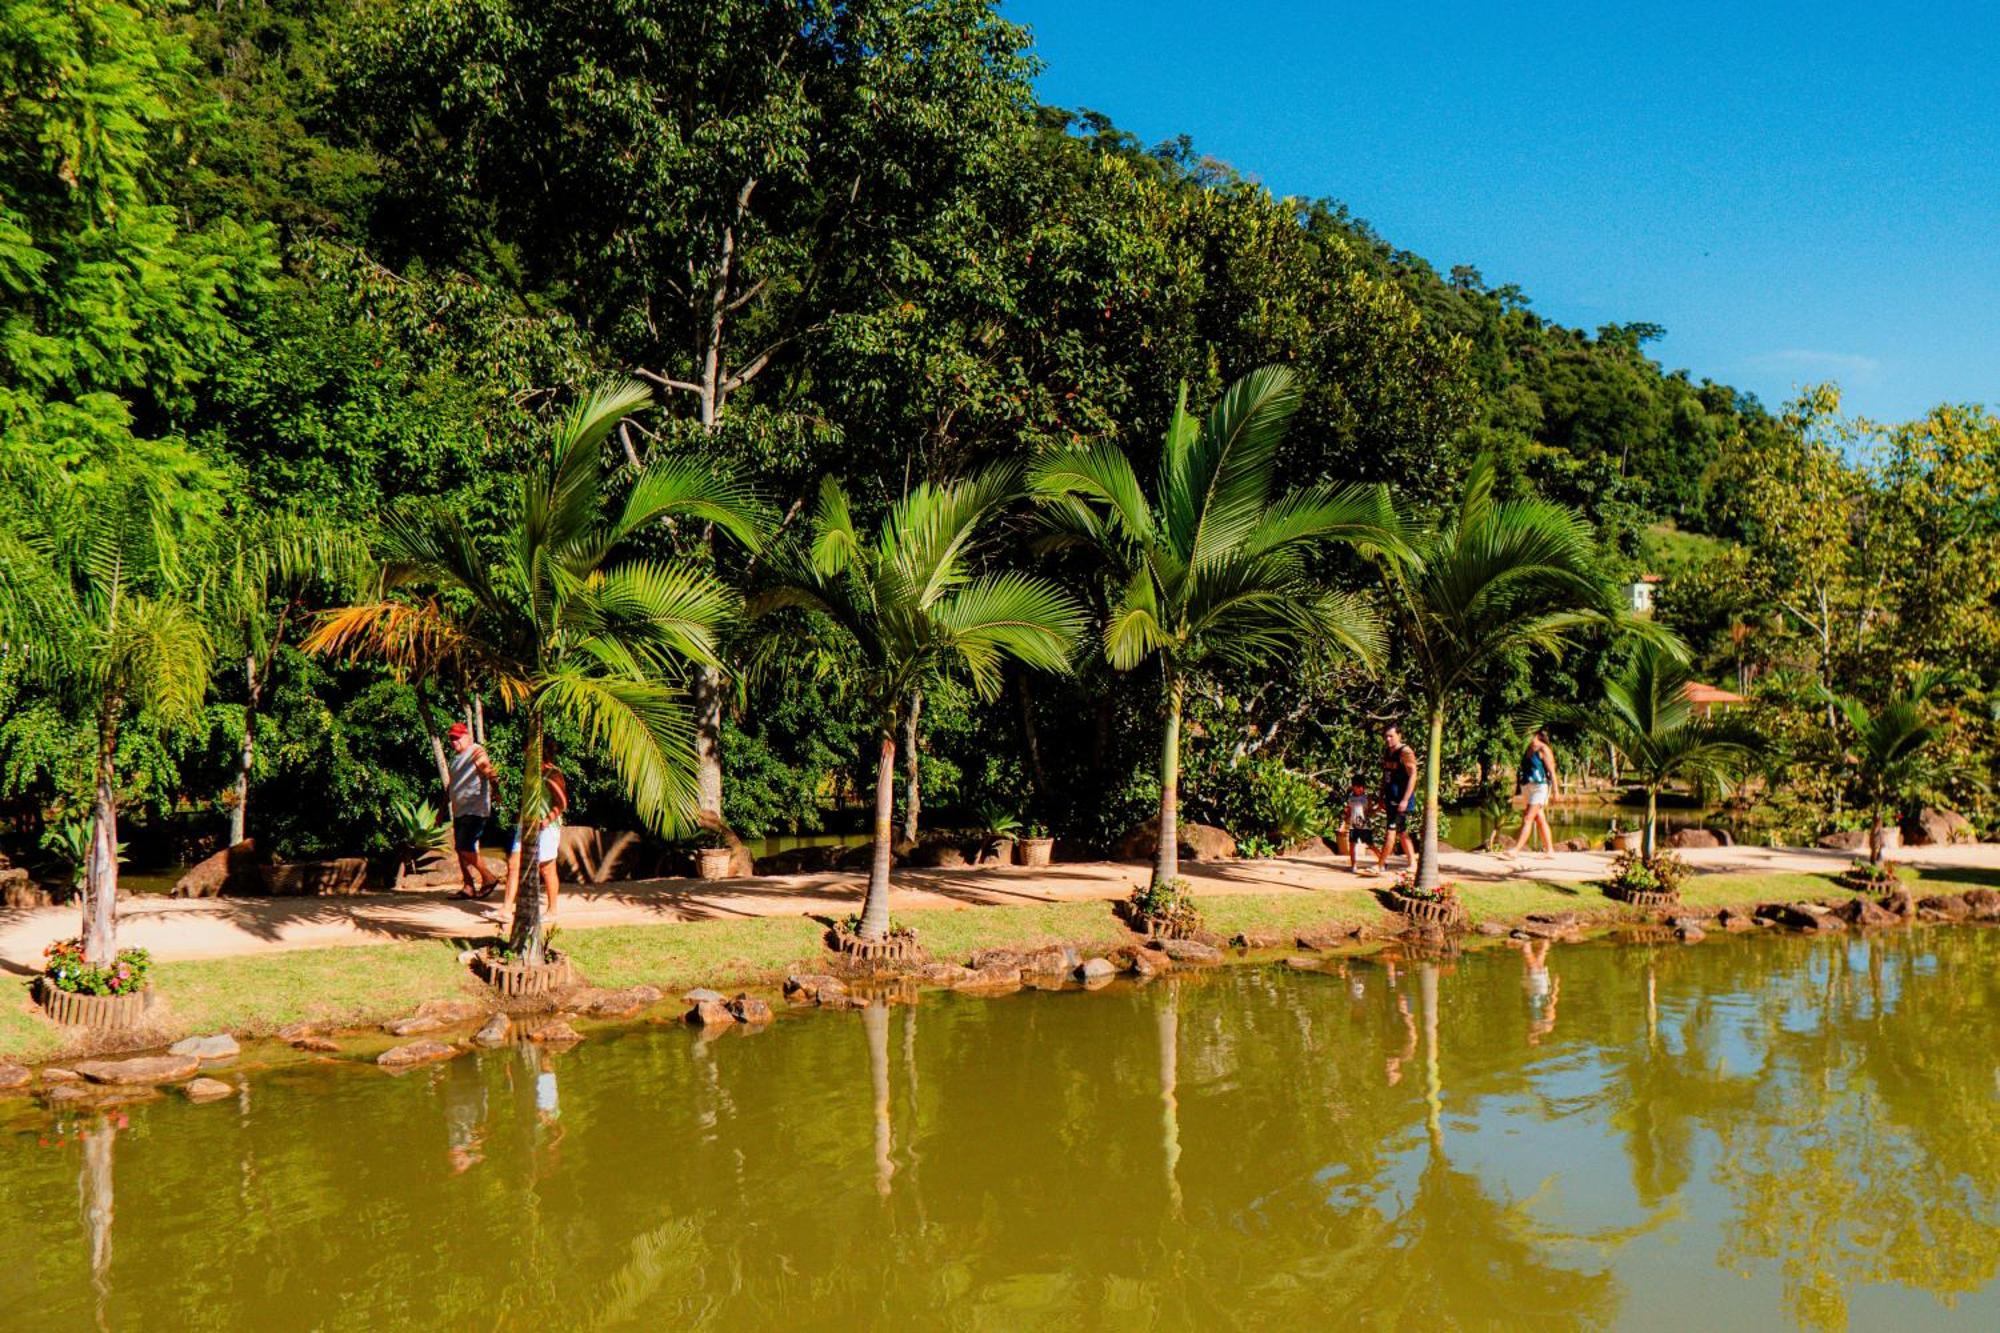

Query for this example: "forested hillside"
[4,0,1993,873]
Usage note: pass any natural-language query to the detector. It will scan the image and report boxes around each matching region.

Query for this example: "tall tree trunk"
[861,731,898,939]
[228,651,258,846]
[1017,673,1050,806]
[414,680,453,803]
[1154,676,1184,889]
[1643,786,1658,860]
[900,687,922,844]
[1415,706,1446,891]
[1869,806,1886,865]
[865,999,894,1198]
[1157,981,1182,1213]
[83,703,121,966]
[693,665,725,825]
[508,720,549,966]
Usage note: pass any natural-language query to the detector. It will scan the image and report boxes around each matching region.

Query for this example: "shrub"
[1605,849,1690,896]
[1126,876,1204,935]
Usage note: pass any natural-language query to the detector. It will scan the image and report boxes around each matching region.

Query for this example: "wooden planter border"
[831,929,922,964]
[35,978,152,1029]
[471,950,572,999]
[1116,900,1197,940]
[1604,883,1681,910]
[1391,889,1467,930]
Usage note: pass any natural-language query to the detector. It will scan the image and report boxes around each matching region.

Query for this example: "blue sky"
[1002,1,1999,422]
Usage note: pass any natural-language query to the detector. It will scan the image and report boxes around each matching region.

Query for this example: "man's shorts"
[452,813,489,853]
[1382,802,1416,833]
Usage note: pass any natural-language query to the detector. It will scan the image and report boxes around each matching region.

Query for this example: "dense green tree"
[1824,672,1977,865]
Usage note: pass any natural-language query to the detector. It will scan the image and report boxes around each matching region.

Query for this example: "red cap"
[447,723,470,740]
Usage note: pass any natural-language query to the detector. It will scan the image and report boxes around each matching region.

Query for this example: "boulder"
[1561,838,1594,853]
[1475,921,1508,937]
[1076,957,1117,982]
[576,985,662,1019]
[1282,837,1335,859]
[472,1013,512,1047]
[1902,808,1976,847]
[916,962,977,986]
[0,867,51,908]
[1961,887,2000,920]
[953,965,1023,992]
[1020,946,1078,977]
[1115,817,1238,862]
[1834,896,1899,928]
[1664,828,1721,850]
[46,1083,159,1107]
[383,1014,451,1037]
[1526,911,1580,928]
[42,1066,81,1084]
[0,1063,31,1093]
[967,949,1024,971]
[183,1078,234,1102]
[728,995,774,1025]
[1916,894,1970,921]
[378,1040,458,1071]
[172,839,267,898]
[275,1022,318,1041]
[782,975,847,1005]
[1513,919,1574,940]
[909,841,971,869]
[167,1033,240,1064]
[75,1055,200,1086]
[1229,932,1280,950]
[684,998,736,1027]
[1716,905,1758,931]
[1156,938,1223,965]
[291,1036,340,1053]
[527,1020,581,1046]
[1119,946,1165,978]
[1676,925,1706,943]
[683,987,726,1004]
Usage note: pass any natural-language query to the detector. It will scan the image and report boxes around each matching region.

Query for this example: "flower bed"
[1389,881,1467,930]
[1601,850,1687,909]
[1121,878,1204,940]
[36,939,155,1028]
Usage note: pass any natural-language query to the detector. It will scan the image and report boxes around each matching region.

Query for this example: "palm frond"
[535,669,700,836]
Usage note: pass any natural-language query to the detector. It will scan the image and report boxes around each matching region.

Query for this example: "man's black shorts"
[452,813,489,853]
[1382,802,1416,833]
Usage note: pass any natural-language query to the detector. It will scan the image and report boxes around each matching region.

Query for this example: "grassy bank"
[3,865,1990,1066]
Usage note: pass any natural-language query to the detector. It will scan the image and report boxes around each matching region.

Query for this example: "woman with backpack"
[1508,730,1561,857]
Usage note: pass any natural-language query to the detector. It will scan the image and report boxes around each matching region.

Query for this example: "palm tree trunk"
[83,702,121,966]
[508,720,548,966]
[1154,676,1184,889]
[900,687,922,844]
[1415,706,1445,892]
[1643,786,1658,860]
[861,731,898,940]
[228,648,269,847]
[1869,807,1885,865]
[414,679,453,801]
[693,664,725,825]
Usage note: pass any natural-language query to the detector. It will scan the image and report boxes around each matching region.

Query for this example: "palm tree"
[0,446,215,966]
[1031,365,1395,889]
[1825,671,1977,865]
[1577,640,1748,860]
[1377,457,1623,891]
[307,380,761,962]
[751,468,1084,940]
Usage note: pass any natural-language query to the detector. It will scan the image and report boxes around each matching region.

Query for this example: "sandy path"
[3,842,1994,973]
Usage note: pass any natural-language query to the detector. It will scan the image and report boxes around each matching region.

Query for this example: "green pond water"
[3,928,1995,1330]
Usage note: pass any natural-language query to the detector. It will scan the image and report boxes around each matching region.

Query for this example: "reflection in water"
[79,1115,117,1330]
[4,928,1995,1327]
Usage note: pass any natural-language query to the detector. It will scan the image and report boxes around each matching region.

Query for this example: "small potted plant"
[1837,856,1901,895]
[1015,820,1055,868]
[1601,849,1688,908]
[37,937,155,1028]
[1120,877,1204,939]
[977,805,1021,865]
[693,827,735,881]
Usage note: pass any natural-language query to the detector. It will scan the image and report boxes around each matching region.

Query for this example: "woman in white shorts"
[502,755,569,926]
[1508,729,1559,856]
